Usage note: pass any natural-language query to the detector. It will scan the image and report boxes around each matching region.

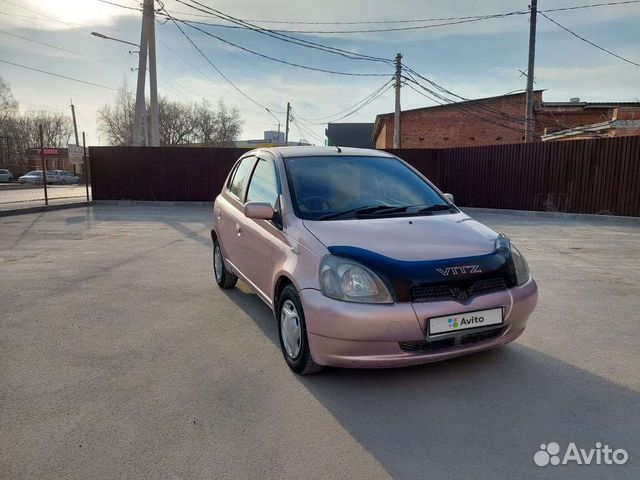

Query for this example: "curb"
[462,207,640,226]
[0,202,93,217]
[92,200,212,207]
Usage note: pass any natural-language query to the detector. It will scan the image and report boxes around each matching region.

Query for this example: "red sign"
[25,148,67,157]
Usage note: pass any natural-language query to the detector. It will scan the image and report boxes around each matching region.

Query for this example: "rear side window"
[246,159,279,207]
[228,157,256,199]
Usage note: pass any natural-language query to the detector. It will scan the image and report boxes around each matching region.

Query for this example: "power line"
[165,0,640,25]
[539,11,640,68]
[290,116,325,144]
[99,0,393,64]
[168,9,527,34]
[0,30,132,68]
[292,81,395,126]
[170,16,390,76]
[0,58,118,91]
[403,71,599,136]
[171,0,392,64]
[402,66,560,129]
[158,6,284,123]
[159,0,640,34]
[293,78,394,123]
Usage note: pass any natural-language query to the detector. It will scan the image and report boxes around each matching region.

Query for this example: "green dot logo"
[448,318,459,328]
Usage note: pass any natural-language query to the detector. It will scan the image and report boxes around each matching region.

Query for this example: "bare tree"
[193,99,217,144]
[98,81,243,146]
[97,81,136,146]
[0,77,72,167]
[0,77,18,124]
[159,99,196,146]
[211,101,243,146]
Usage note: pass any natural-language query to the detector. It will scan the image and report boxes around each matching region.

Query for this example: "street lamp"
[91,27,158,147]
[91,31,139,47]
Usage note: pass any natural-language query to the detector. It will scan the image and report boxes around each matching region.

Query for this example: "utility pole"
[285,102,291,145]
[133,0,159,146]
[147,0,159,147]
[393,53,402,149]
[70,100,79,145]
[525,0,537,143]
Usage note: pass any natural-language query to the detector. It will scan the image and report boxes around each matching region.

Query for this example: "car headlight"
[319,255,393,304]
[510,243,530,286]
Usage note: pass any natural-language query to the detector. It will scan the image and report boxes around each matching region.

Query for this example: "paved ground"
[0,184,90,212]
[1,205,638,480]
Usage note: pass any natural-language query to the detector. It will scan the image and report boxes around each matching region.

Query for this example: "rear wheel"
[213,238,237,289]
[277,285,323,375]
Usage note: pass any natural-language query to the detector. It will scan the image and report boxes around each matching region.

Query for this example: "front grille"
[410,277,507,302]
[399,327,505,353]
[399,337,455,352]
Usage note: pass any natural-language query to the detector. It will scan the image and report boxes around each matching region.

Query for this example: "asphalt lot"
[1,205,639,479]
[0,184,90,211]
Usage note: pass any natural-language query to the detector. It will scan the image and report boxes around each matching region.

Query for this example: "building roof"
[325,122,374,149]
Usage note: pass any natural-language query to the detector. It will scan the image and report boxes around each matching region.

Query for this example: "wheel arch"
[273,274,295,308]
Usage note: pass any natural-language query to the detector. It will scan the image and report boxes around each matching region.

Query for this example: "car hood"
[302,212,499,261]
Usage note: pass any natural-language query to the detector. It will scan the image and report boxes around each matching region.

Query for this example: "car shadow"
[223,285,639,480]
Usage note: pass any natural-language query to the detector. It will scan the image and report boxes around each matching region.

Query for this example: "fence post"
[82,132,90,202]
[39,124,48,206]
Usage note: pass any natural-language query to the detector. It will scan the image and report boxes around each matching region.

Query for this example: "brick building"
[373,91,640,148]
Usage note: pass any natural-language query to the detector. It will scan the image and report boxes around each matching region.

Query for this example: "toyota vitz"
[212,147,537,374]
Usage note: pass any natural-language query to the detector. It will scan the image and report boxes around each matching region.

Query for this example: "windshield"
[284,155,453,220]
[26,171,42,176]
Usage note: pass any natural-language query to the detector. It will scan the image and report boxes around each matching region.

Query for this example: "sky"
[0,0,639,146]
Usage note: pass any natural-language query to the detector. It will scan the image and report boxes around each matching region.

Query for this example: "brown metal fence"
[89,136,640,216]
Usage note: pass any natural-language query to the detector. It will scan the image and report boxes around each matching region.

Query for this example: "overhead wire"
[538,11,640,68]
[171,0,393,64]
[163,0,640,25]
[292,77,394,123]
[0,58,118,91]
[157,4,284,124]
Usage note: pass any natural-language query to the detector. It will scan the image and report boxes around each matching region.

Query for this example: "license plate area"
[427,307,504,340]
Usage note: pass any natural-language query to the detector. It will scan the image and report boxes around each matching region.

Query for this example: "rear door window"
[228,156,256,200]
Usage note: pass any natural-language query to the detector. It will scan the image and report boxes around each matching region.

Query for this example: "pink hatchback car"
[212,147,538,374]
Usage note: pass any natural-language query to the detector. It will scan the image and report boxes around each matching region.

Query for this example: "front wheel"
[277,285,323,375]
[213,238,237,289]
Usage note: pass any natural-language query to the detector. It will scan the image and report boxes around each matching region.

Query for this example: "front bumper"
[301,278,538,368]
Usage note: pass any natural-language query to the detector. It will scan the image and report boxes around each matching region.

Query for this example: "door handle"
[235,223,242,234]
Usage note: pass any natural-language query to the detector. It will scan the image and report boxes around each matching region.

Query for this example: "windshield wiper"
[317,204,403,220]
[417,204,456,213]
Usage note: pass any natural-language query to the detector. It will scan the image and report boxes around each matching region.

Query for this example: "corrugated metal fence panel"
[389,137,640,216]
[89,137,640,216]
[89,147,245,202]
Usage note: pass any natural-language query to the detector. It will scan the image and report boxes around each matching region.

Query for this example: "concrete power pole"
[70,101,79,145]
[133,0,159,146]
[393,53,402,149]
[285,102,291,145]
[147,0,159,147]
[525,0,537,143]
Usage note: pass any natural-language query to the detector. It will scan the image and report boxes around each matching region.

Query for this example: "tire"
[213,238,237,289]
[277,284,323,375]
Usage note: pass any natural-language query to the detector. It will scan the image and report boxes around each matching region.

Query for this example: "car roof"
[248,146,396,160]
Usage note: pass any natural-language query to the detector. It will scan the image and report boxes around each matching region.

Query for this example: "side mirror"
[244,201,275,220]
[444,193,455,204]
